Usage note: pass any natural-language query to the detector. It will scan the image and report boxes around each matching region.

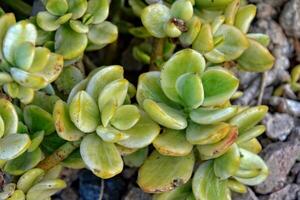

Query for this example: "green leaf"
[0,98,18,136]
[0,134,31,160]
[29,47,51,73]
[247,33,270,47]
[86,0,109,24]
[202,67,239,106]
[53,100,84,141]
[28,131,45,152]
[237,39,274,72]
[237,125,265,144]
[15,86,34,105]
[176,73,204,109]
[26,179,66,200]
[96,125,129,142]
[137,151,195,193]
[117,111,160,149]
[3,21,37,66]
[14,41,35,71]
[87,21,118,46]
[0,116,4,138]
[0,13,16,60]
[55,24,88,60]
[143,99,187,130]
[141,4,171,38]
[190,106,238,124]
[192,23,214,53]
[192,161,230,200]
[238,138,262,154]
[46,0,69,15]
[86,65,124,101]
[179,16,201,46]
[153,181,193,200]
[195,0,235,9]
[186,122,230,145]
[62,149,85,169]
[229,105,268,132]
[36,11,60,31]
[24,105,55,135]
[136,71,178,107]
[69,91,100,133]
[170,0,193,21]
[4,148,43,175]
[233,148,268,185]
[97,79,129,111]
[17,168,45,193]
[10,68,48,90]
[69,20,89,33]
[7,190,25,200]
[68,0,88,19]
[210,24,249,61]
[161,49,206,103]
[234,4,256,33]
[153,129,193,156]
[197,126,238,160]
[110,105,140,130]
[214,143,240,179]
[80,133,123,178]
[123,147,148,167]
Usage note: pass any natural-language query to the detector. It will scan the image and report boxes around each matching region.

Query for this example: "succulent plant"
[0,98,68,200]
[34,0,118,61]
[135,49,269,199]
[0,13,64,103]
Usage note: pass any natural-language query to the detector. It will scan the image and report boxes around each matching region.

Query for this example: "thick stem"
[37,141,80,171]
[2,0,32,16]
[149,38,164,71]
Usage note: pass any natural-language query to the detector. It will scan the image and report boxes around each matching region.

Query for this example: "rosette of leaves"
[137,0,274,72]
[0,98,67,199]
[0,13,64,104]
[35,0,118,61]
[135,49,268,199]
[53,65,160,179]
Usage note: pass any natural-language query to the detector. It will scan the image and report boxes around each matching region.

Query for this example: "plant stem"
[257,72,267,105]
[2,0,32,16]
[149,38,164,71]
[37,141,80,171]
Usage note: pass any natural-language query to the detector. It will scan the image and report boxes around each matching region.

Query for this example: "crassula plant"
[0,0,276,199]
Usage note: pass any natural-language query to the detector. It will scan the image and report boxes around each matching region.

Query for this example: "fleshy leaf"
[141,4,171,38]
[237,125,265,144]
[36,11,60,31]
[153,129,193,156]
[86,0,109,24]
[24,105,55,135]
[110,105,140,130]
[0,98,18,136]
[96,125,129,143]
[29,47,51,73]
[192,161,230,200]
[192,23,214,53]
[88,21,118,46]
[202,67,239,106]
[17,168,45,193]
[143,99,187,130]
[186,122,230,145]
[234,4,256,33]
[53,100,84,141]
[153,181,193,200]
[117,111,160,149]
[69,91,100,133]
[190,106,238,124]
[0,13,16,60]
[14,41,35,71]
[123,147,148,167]
[80,133,123,178]
[138,150,195,193]
[161,49,206,103]
[170,0,193,21]
[68,0,88,19]
[0,134,31,160]
[28,131,45,152]
[179,16,201,46]
[26,179,67,200]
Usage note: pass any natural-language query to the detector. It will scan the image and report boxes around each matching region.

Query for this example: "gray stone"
[254,141,300,194]
[263,113,294,141]
[280,0,300,38]
[255,3,276,19]
[260,184,300,200]
[269,97,300,117]
[232,188,258,200]
[123,187,152,200]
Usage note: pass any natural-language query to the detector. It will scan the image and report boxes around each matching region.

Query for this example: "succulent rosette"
[0,98,67,200]
[135,49,269,199]
[35,0,118,61]
[130,0,274,72]
[53,65,160,178]
[0,13,64,104]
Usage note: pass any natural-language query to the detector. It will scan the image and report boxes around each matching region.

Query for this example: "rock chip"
[269,97,300,117]
[263,113,294,141]
[280,0,300,38]
[254,140,300,194]
[260,184,300,200]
